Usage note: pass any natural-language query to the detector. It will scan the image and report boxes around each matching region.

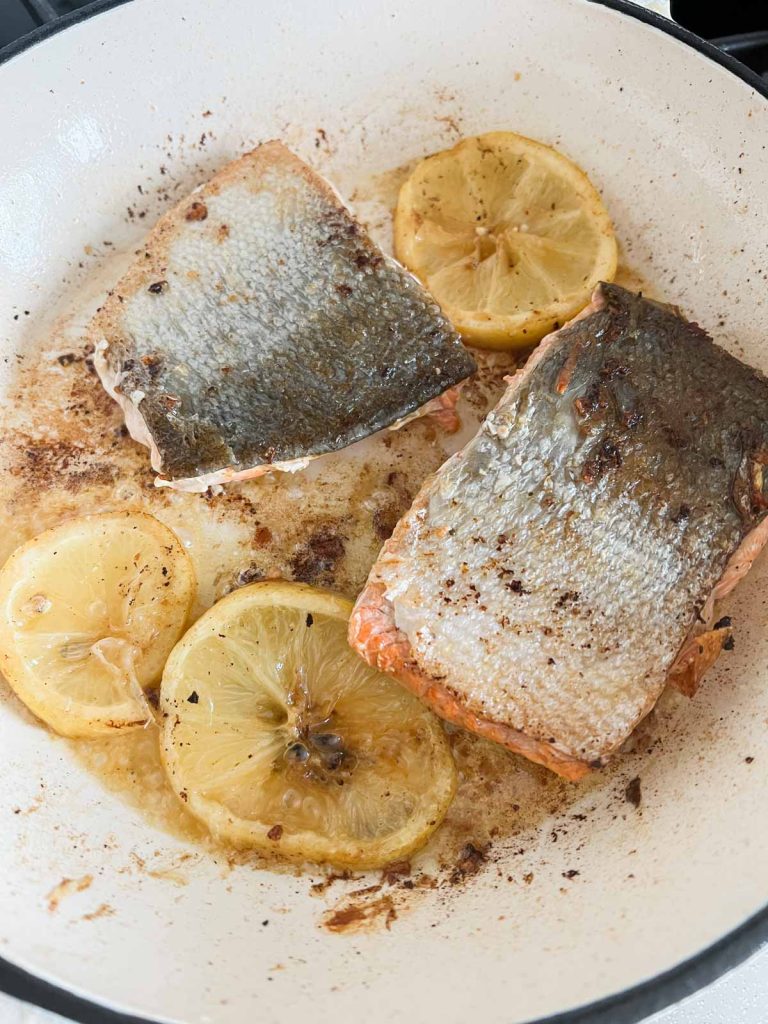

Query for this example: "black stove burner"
[0,0,97,48]
[671,0,768,78]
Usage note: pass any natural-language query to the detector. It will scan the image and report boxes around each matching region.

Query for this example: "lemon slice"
[160,581,457,868]
[0,512,195,737]
[395,131,618,348]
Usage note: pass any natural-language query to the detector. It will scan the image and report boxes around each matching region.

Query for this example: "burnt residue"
[310,870,358,895]
[449,842,488,884]
[625,776,642,808]
[290,527,346,584]
[381,860,412,886]
[582,438,623,484]
[324,894,397,932]
[9,436,118,494]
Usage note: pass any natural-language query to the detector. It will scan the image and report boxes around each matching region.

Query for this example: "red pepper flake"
[267,825,283,841]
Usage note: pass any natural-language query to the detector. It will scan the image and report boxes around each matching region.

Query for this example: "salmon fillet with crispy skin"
[350,284,768,780]
[91,142,475,492]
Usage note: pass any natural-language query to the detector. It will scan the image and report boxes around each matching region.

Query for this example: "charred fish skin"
[91,142,475,489]
[351,283,768,775]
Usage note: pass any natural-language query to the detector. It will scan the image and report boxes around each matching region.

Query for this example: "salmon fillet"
[350,284,768,779]
[91,142,475,491]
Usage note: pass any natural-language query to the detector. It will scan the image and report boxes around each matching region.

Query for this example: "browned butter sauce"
[0,159,663,895]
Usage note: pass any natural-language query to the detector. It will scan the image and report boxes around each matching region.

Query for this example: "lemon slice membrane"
[395,131,618,348]
[161,582,457,868]
[0,512,195,737]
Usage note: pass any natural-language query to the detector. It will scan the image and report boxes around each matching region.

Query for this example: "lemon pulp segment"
[395,131,618,348]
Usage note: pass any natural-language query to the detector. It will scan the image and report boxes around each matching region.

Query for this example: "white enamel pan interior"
[1,1,767,1022]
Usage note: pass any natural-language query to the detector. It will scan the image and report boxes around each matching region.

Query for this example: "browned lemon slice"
[160,581,457,868]
[395,131,618,348]
[0,512,195,737]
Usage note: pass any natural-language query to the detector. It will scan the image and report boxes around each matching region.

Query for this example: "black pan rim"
[0,0,766,1022]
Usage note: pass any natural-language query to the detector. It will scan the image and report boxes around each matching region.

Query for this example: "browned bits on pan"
[236,565,264,587]
[373,504,400,541]
[381,860,412,886]
[185,201,208,222]
[625,776,642,808]
[449,842,488,884]
[290,528,346,585]
[253,525,272,546]
[147,281,168,294]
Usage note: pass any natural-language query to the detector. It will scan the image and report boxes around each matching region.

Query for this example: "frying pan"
[1,1,767,1022]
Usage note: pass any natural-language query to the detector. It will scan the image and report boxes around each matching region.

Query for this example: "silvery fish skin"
[350,284,768,778]
[92,142,475,491]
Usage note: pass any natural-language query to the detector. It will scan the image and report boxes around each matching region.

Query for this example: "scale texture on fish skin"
[91,142,475,488]
[351,284,768,772]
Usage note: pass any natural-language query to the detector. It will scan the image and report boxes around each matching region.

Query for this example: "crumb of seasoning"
[722,634,735,651]
[267,825,283,841]
[562,869,579,879]
[148,281,168,294]
[625,776,642,808]
[745,756,754,764]
[306,613,314,627]
[450,842,487,883]
[186,691,199,705]
[185,201,208,222]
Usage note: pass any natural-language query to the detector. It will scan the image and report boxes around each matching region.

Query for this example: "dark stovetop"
[1,0,767,76]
